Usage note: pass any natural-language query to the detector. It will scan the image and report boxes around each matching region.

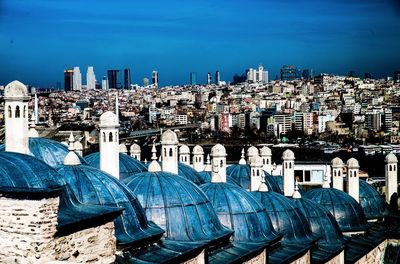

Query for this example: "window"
[15,105,20,118]
[289,162,292,169]
[8,106,11,118]
[164,148,167,157]
[169,148,173,157]
[103,132,106,142]
[220,160,223,167]
[23,106,26,118]
[109,132,113,142]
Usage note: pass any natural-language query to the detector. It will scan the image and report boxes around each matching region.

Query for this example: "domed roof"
[201,182,281,244]
[247,146,259,157]
[122,171,232,244]
[227,164,281,193]
[252,191,317,244]
[211,144,226,157]
[282,149,295,160]
[4,80,29,98]
[271,176,304,195]
[192,145,204,155]
[260,146,272,156]
[359,180,387,220]
[292,198,346,246]
[346,158,359,168]
[85,152,147,180]
[385,152,398,163]
[64,151,81,166]
[305,188,369,232]
[55,164,164,247]
[0,137,87,168]
[178,162,205,185]
[130,143,141,153]
[100,111,119,127]
[161,130,178,144]
[179,144,190,154]
[119,143,128,153]
[331,157,344,167]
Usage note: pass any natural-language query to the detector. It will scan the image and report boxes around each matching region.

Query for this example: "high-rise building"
[64,69,74,91]
[124,68,131,89]
[86,66,96,90]
[394,71,400,82]
[73,67,82,91]
[107,70,120,89]
[152,71,159,87]
[302,69,314,80]
[215,70,220,85]
[246,65,268,83]
[101,76,108,90]
[280,65,301,81]
[207,72,212,85]
[190,72,197,85]
[143,77,149,87]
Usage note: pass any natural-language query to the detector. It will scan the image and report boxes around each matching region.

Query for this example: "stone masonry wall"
[243,249,267,264]
[326,250,344,264]
[290,250,311,264]
[183,249,205,264]
[354,240,387,264]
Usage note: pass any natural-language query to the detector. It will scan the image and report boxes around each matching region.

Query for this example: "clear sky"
[1,0,400,87]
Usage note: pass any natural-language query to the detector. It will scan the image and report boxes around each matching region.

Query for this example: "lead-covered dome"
[100,111,119,127]
[123,171,232,245]
[260,146,272,156]
[282,149,295,160]
[4,80,29,98]
[178,162,205,185]
[385,153,398,163]
[161,130,178,144]
[359,180,386,220]
[130,143,141,153]
[305,188,369,232]
[55,164,164,247]
[252,191,317,244]
[192,145,204,155]
[347,158,359,168]
[331,157,344,167]
[211,144,226,157]
[179,145,190,154]
[85,152,147,180]
[247,146,259,158]
[201,182,281,244]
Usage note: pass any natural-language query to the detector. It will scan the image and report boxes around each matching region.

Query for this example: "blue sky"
[1,0,400,87]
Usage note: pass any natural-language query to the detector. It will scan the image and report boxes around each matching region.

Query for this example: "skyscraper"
[73,67,82,91]
[215,70,220,85]
[246,65,268,83]
[86,66,96,90]
[124,68,131,89]
[394,71,400,82]
[152,71,159,87]
[143,77,149,87]
[64,69,74,91]
[107,70,120,89]
[280,65,301,81]
[102,76,108,90]
[190,72,197,85]
[207,72,212,85]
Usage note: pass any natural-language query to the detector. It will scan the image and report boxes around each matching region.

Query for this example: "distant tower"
[258,65,264,83]
[210,144,227,182]
[124,68,131,89]
[102,76,108,90]
[260,146,272,174]
[99,111,120,179]
[215,70,220,85]
[207,72,212,85]
[179,144,190,165]
[250,155,264,191]
[130,143,141,161]
[143,77,149,87]
[73,67,82,91]
[152,71,159,87]
[64,69,74,91]
[385,153,398,204]
[346,158,360,203]
[107,70,120,89]
[331,157,344,191]
[192,145,204,172]
[190,72,197,85]
[4,81,30,154]
[282,149,295,197]
[86,66,96,90]
[34,93,39,124]
[161,130,179,174]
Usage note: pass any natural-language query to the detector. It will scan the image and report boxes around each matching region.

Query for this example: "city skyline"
[1,0,400,87]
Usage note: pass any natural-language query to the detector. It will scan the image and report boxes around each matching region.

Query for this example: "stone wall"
[290,250,310,264]
[0,196,116,264]
[326,250,344,264]
[243,249,267,264]
[183,249,205,264]
[354,240,387,264]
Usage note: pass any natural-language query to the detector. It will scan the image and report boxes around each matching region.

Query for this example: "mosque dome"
[179,145,190,154]
[260,146,272,156]
[227,164,281,193]
[192,145,204,155]
[358,180,386,220]
[247,146,259,157]
[305,188,369,232]
[331,157,344,167]
[85,152,147,180]
[130,143,141,153]
[4,80,29,98]
[252,191,317,244]
[211,144,226,157]
[99,111,119,127]
[201,182,281,244]
[347,158,359,168]
[282,149,295,160]
[0,137,87,168]
[178,162,205,185]
[55,164,164,247]
[122,171,232,245]
[161,130,178,144]
[385,152,398,163]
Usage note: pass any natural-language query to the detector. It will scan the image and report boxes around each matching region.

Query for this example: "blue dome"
[357,180,386,220]
[200,182,281,244]
[227,164,282,193]
[177,163,205,185]
[0,137,87,167]
[85,152,147,180]
[305,188,369,233]
[198,170,240,186]
[55,164,164,247]
[123,171,232,245]
[252,191,317,244]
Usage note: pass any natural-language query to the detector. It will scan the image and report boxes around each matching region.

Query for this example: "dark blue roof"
[122,171,233,246]
[271,175,305,195]
[226,164,282,193]
[197,170,240,186]
[55,164,164,247]
[201,182,281,244]
[359,180,386,220]
[85,152,147,180]
[305,188,369,233]
[177,163,205,185]
[0,137,87,167]
[252,191,318,244]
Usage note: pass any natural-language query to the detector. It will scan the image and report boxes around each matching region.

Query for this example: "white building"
[73,67,82,91]
[247,65,268,84]
[86,66,96,90]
